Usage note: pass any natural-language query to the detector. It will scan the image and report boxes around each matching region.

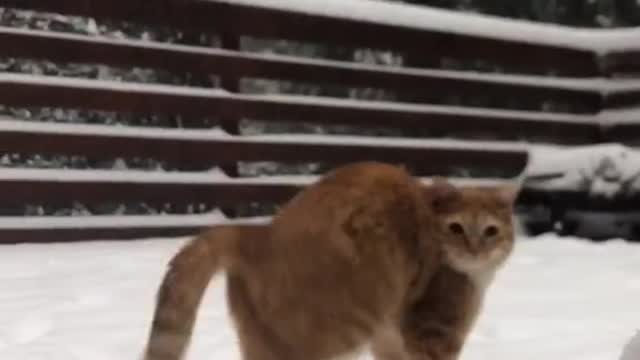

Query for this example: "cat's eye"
[484,225,499,237]
[448,222,465,235]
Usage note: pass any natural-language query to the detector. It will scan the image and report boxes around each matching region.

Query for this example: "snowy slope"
[1,234,639,360]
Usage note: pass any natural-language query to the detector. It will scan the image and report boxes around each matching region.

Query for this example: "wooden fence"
[0,0,639,243]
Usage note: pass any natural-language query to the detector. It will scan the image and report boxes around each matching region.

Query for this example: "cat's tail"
[142,224,267,360]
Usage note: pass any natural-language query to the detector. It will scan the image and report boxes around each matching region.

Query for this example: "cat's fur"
[396,184,517,360]
[141,162,518,360]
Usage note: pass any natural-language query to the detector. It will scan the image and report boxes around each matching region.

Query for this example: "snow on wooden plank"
[0,212,228,229]
[0,0,606,75]
[5,0,640,54]
[598,108,640,144]
[0,27,604,111]
[0,213,271,243]
[0,118,529,175]
[0,212,271,229]
[597,108,640,145]
[0,174,517,244]
[0,166,522,186]
[520,143,640,211]
[597,108,640,127]
[0,0,605,48]
[602,81,640,109]
[0,73,600,142]
[215,0,638,52]
[0,167,517,188]
[237,174,517,188]
[0,168,302,205]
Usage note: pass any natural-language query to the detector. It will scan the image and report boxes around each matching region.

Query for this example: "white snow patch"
[0,212,227,229]
[0,168,231,183]
[0,116,230,139]
[0,234,639,359]
[600,107,640,125]
[525,143,640,198]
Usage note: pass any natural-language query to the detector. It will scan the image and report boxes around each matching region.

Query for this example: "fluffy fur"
[141,162,518,360]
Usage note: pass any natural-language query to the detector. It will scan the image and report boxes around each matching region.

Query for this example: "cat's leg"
[400,322,461,360]
[370,325,409,360]
[226,274,294,360]
[328,351,365,360]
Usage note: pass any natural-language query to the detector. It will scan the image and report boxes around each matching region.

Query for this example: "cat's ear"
[495,183,520,207]
[428,177,460,211]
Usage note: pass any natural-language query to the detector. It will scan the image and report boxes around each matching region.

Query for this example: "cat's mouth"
[444,245,508,273]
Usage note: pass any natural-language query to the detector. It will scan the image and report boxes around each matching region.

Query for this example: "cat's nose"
[466,238,481,255]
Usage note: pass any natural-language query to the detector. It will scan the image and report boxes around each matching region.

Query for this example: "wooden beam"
[0,169,302,205]
[0,119,529,176]
[0,27,604,112]
[0,74,601,142]
[0,0,600,75]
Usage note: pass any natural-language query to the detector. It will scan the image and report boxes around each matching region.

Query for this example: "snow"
[5,0,640,54]
[0,117,229,139]
[0,233,639,359]
[248,92,592,125]
[217,0,640,53]
[0,166,521,190]
[0,212,262,229]
[600,107,640,125]
[0,168,231,184]
[245,133,530,152]
[0,73,231,98]
[525,143,640,198]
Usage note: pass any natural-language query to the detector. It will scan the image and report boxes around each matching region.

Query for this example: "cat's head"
[425,178,519,273]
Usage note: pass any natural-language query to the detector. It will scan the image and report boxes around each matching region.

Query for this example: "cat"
[392,184,517,360]
[141,161,518,360]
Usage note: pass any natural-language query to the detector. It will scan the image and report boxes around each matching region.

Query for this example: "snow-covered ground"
[1,234,639,360]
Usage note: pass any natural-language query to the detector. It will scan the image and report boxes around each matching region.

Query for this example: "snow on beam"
[219,0,640,51]
[522,143,640,210]
[0,73,600,143]
[0,168,303,206]
[598,108,640,144]
[0,170,508,204]
[0,26,604,111]
[0,118,529,176]
[0,166,521,205]
[0,213,271,243]
[0,0,623,50]
[601,82,640,109]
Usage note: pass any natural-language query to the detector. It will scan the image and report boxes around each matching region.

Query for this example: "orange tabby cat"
[141,161,518,360]
[394,185,517,360]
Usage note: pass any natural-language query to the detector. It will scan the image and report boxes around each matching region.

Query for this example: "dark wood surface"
[0,119,529,176]
[0,0,637,242]
[0,27,604,113]
[0,0,600,75]
[0,74,601,142]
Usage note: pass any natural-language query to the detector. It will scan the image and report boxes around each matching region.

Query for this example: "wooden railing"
[0,0,639,242]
